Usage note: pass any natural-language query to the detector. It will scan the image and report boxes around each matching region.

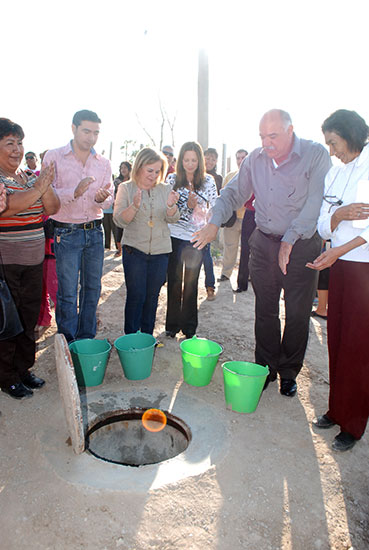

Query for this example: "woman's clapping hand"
[34,163,55,197]
[187,190,198,209]
[167,190,179,207]
[133,188,142,209]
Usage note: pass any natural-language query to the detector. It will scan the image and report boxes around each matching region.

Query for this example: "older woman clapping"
[307,109,369,452]
[0,118,59,400]
[113,148,179,335]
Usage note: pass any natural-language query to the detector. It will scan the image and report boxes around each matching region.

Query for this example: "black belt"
[259,229,283,242]
[53,219,102,230]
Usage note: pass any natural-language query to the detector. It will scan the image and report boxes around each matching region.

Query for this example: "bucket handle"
[222,364,269,377]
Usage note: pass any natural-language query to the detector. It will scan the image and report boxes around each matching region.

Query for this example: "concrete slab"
[38,386,230,492]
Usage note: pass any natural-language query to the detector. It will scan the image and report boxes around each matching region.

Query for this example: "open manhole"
[85,408,192,467]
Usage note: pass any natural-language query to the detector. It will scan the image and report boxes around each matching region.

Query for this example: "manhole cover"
[86,408,192,466]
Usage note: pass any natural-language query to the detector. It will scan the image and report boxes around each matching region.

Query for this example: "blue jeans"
[203,244,215,288]
[122,245,169,334]
[54,225,104,342]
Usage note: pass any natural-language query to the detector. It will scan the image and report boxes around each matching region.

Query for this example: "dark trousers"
[166,237,205,336]
[103,213,118,249]
[123,245,169,335]
[203,244,215,288]
[327,260,369,439]
[0,262,43,387]
[115,226,123,246]
[249,229,320,380]
[237,209,256,291]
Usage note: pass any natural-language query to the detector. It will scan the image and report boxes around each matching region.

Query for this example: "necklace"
[147,188,154,228]
[323,158,358,212]
[0,167,29,185]
[0,167,17,179]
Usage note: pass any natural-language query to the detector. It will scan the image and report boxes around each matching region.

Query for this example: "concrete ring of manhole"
[85,408,192,466]
[39,388,230,492]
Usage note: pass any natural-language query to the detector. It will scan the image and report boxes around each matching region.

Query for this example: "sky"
[2,0,369,173]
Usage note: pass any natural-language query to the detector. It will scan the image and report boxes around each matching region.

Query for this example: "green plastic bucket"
[114,331,156,380]
[180,336,223,387]
[222,361,269,413]
[69,338,111,387]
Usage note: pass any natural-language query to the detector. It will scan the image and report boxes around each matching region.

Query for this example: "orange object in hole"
[142,408,167,433]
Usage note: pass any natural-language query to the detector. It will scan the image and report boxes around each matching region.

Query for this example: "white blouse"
[166,173,218,241]
[317,143,369,262]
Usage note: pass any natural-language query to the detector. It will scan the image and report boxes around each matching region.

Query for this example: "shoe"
[233,287,246,293]
[2,382,33,399]
[313,414,336,429]
[206,287,216,301]
[114,250,122,257]
[217,274,229,282]
[165,331,177,338]
[311,311,327,320]
[21,372,45,389]
[280,378,297,397]
[332,431,357,452]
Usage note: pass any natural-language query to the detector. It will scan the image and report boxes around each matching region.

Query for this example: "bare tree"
[158,100,165,151]
[135,113,156,147]
[133,99,177,150]
[162,105,177,148]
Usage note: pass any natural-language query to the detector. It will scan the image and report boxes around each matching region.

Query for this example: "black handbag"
[0,252,23,340]
[221,211,237,228]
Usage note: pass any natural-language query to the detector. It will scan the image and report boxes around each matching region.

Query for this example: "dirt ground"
[0,246,368,550]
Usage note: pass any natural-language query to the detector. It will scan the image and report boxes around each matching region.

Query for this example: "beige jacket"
[222,170,245,219]
[113,180,180,255]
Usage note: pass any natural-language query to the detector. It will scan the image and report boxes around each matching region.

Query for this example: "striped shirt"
[0,173,45,265]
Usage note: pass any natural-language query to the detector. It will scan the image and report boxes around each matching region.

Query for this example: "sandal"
[311,311,327,320]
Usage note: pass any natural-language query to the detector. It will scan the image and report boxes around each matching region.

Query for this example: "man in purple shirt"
[43,110,113,342]
[193,109,331,398]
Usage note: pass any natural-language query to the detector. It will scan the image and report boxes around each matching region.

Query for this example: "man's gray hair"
[278,109,292,129]
[263,109,292,129]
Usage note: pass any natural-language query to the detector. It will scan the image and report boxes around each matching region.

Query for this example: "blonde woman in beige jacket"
[114,148,179,334]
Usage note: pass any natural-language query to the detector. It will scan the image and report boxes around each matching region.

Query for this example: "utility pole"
[197,48,209,150]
